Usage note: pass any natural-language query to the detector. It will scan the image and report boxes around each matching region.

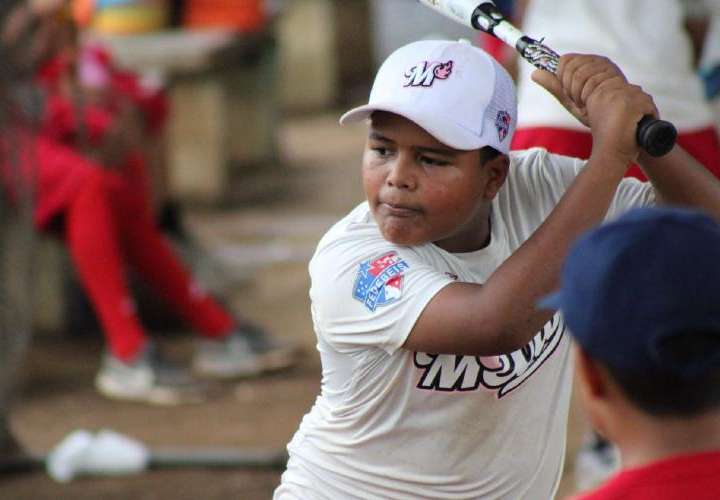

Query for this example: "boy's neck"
[434,209,493,254]
[613,407,720,469]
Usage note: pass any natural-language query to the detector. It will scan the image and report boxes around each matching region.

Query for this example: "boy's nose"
[386,153,417,190]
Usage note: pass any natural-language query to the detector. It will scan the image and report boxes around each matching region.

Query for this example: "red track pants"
[511,126,720,181]
[32,139,234,361]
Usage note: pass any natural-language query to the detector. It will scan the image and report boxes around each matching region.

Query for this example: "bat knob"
[636,116,677,157]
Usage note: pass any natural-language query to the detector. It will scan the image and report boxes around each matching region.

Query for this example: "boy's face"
[362,112,507,252]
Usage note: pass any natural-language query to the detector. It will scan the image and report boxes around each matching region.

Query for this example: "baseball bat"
[417,0,677,157]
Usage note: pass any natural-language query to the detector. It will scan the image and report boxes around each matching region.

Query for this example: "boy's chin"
[379,228,429,247]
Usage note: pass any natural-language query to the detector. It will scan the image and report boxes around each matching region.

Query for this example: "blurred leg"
[64,169,147,361]
[108,155,235,338]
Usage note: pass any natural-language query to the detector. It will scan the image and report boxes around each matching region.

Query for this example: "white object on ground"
[46,429,150,482]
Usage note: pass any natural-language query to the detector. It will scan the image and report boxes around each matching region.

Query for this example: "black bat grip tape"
[636,116,677,157]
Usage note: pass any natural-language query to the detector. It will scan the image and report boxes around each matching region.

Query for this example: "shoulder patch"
[353,251,410,312]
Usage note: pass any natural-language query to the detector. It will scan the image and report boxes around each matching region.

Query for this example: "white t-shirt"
[517,0,714,131]
[275,148,655,500]
[701,3,720,70]
[700,2,720,125]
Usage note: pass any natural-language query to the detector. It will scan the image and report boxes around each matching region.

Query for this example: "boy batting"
[274,39,720,499]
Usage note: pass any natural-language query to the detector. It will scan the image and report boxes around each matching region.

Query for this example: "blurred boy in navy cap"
[541,206,720,499]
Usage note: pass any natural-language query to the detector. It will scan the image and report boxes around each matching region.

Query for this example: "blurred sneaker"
[242,323,301,372]
[193,324,299,379]
[95,343,205,405]
[574,434,619,492]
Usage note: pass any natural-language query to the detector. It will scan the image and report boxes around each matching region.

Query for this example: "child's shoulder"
[509,147,563,168]
[313,202,385,261]
[506,147,586,187]
[310,202,423,277]
[317,202,378,247]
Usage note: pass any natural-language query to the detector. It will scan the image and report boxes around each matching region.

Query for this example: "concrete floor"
[4,112,591,499]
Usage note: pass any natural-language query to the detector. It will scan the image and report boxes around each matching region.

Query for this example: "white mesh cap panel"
[481,58,517,153]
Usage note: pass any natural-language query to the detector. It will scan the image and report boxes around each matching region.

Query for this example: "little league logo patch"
[495,110,511,142]
[404,60,454,87]
[353,252,410,312]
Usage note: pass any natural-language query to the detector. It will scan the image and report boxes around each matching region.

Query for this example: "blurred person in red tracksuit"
[0,0,297,406]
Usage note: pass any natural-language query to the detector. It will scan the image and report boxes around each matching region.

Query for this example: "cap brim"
[340,102,484,151]
[537,291,564,311]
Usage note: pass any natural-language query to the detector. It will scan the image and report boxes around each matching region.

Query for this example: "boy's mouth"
[378,202,421,217]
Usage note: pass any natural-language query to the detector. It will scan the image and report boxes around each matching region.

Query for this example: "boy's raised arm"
[404,54,660,357]
[638,147,720,221]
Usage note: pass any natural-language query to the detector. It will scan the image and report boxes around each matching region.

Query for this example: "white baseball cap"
[340,39,517,154]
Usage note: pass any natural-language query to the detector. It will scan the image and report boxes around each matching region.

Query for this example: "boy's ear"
[575,345,608,400]
[574,344,614,439]
[483,154,509,199]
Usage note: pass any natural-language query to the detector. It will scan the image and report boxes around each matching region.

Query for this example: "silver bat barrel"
[417,0,559,73]
[416,0,676,156]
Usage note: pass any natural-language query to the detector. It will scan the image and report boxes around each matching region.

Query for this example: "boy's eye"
[372,146,392,157]
[419,155,450,167]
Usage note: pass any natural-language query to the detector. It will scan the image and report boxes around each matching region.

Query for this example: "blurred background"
[0,1,718,499]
